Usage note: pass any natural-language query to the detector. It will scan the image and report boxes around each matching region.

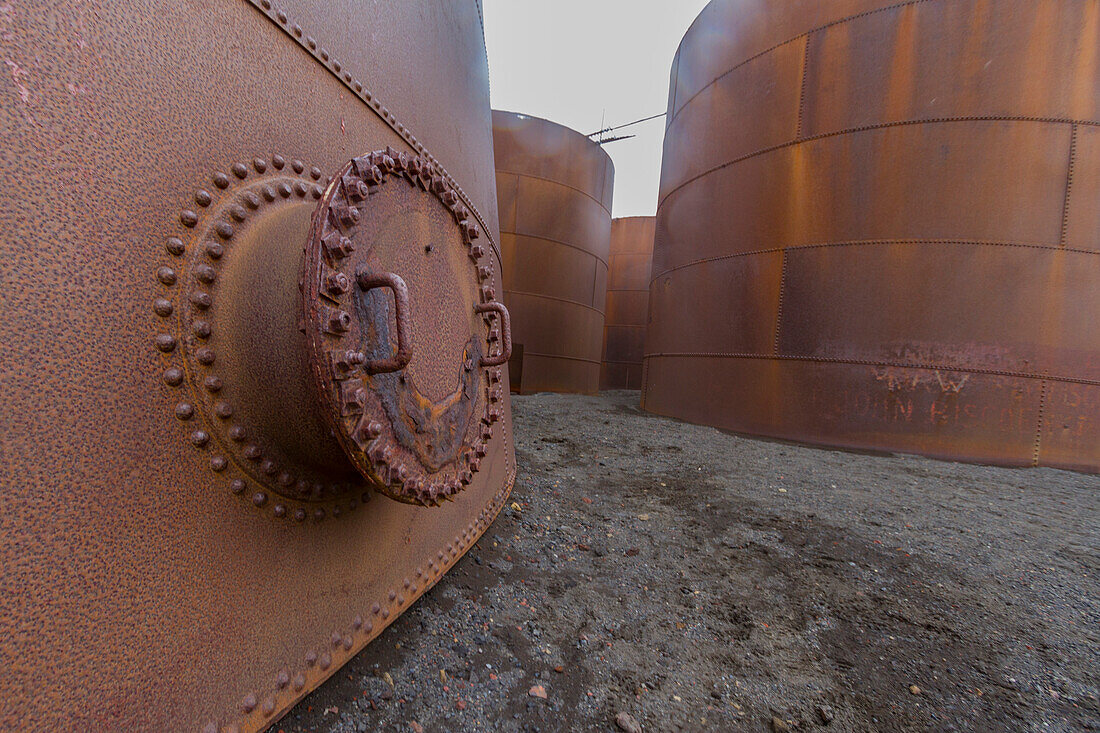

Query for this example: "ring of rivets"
[154,154,369,520]
[304,146,506,507]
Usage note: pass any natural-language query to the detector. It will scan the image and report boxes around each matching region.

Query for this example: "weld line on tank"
[659,115,1099,208]
[504,290,605,315]
[521,352,603,365]
[496,169,613,217]
[649,237,1100,284]
[670,0,938,125]
[502,231,610,267]
[642,352,1100,388]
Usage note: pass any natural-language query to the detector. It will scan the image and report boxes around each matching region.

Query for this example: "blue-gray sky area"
[483,0,711,218]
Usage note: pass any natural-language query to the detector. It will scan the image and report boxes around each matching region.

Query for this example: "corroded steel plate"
[0,1,513,731]
[643,0,1099,471]
[600,216,656,390]
[493,110,615,394]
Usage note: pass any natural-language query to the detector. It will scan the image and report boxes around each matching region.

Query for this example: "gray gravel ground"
[279,390,1099,732]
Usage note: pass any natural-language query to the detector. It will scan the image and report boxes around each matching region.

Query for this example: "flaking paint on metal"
[0,1,513,730]
[643,0,1100,472]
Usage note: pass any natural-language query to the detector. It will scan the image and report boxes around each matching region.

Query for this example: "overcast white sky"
[483,0,711,218]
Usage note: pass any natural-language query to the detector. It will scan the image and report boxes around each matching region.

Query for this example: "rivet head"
[196,264,217,283]
[252,491,268,507]
[191,291,212,310]
[230,479,246,494]
[311,185,322,199]
[155,334,177,352]
[190,430,209,446]
[196,347,215,365]
[305,651,317,666]
[292,159,304,173]
[230,205,247,222]
[278,182,292,198]
[352,615,363,630]
[262,697,275,716]
[262,185,276,201]
[195,189,212,207]
[319,653,331,670]
[213,172,230,189]
[175,402,194,420]
[157,267,177,285]
[293,508,306,522]
[272,154,285,169]
[313,508,326,521]
[215,221,234,240]
[310,166,322,180]
[388,590,396,601]
[153,298,173,317]
[253,158,267,173]
[166,237,185,256]
[204,375,223,393]
[210,456,228,472]
[192,321,212,339]
[260,459,277,475]
[230,426,249,442]
[381,608,390,619]
[204,241,224,260]
[232,162,248,179]
[276,670,290,689]
[273,504,287,518]
[163,367,184,386]
[241,693,257,713]
[214,401,233,418]
[293,673,305,691]
[244,191,261,209]
[371,603,380,615]
[180,210,198,227]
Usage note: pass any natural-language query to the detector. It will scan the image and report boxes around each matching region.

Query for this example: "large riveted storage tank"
[601,216,656,390]
[644,0,1100,471]
[493,110,615,394]
[0,2,513,730]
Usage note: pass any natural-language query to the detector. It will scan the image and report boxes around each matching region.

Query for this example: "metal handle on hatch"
[356,271,413,373]
[475,301,512,367]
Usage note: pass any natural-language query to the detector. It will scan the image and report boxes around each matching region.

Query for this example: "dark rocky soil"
[279,391,1099,732]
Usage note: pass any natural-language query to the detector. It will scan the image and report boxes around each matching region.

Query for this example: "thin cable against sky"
[482,0,711,218]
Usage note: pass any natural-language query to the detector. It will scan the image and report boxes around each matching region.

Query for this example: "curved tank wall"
[493,110,615,394]
[0,1,513,730]
[601,216,656,390]
[643,0,1100,472]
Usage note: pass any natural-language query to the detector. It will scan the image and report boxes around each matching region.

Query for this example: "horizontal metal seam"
[504,289,605,315]
[668,0,937,127]
[602,359,645,365]
[522,352,602,365]
[502,230,610,268]
[496,169,613,217]
[242,0,502,267]
[641,352,1100,388]
[649,238,1100,285]
[606,288,653,293]
[659,115,1100,210]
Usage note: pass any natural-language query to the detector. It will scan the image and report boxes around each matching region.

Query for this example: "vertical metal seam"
[1060,123,1078,247]
[773,249,788,355]
[1033,379,1047,466]
[796,33,812,139]
[240,0,501,264]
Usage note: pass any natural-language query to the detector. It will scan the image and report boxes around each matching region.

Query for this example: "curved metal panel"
[601,217,656,390]
[0,2,513,731]
[493,110,615,394]
[644,0,1100,471]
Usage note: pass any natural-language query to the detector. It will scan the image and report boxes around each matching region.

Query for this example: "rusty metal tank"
[0,1,514,730]
[644,0,1100,472]
[601,217,656,390]
[493,110,615,394]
